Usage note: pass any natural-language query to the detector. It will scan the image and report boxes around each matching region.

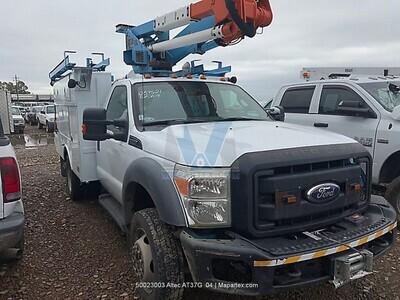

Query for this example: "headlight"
[174,165,231,228]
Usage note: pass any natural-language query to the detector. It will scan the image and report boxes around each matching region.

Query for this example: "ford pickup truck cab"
[0,119,24,259]
[37,105,55,133]
[271,76,400,217]
[54,67,397,298]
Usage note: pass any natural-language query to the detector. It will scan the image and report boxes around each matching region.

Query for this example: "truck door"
[96,85,130,201]
[309,84,380,156]
[277,85,317,126]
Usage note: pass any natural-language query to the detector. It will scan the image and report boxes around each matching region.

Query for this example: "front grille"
[230,143,372,239]
[254,157,369,235]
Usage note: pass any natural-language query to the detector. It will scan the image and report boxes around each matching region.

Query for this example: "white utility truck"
[271,75,400,218]
[51,1,397,299]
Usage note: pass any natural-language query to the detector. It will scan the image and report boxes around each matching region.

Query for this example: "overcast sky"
[0,0,399,101]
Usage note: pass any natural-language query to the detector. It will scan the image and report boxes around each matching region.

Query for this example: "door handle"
[314,123,328,128]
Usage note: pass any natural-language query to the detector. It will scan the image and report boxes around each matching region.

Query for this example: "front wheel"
[37,121,43,129]
[385,176,400,221]
[46,122,53,133]
[129,208,185,300]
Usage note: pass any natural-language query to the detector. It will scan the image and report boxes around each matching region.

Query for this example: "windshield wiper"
[212,117,265,122]
[143,118,210,127]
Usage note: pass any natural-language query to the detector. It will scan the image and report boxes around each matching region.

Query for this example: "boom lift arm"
[116,0,273,76]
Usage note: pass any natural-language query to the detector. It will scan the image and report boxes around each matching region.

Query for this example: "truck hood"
[12,115,24,121]
[141,121,357,167]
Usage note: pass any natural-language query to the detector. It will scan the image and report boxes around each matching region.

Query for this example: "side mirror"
[267,106,285,122]
[82,108,109,141]
[83,108,128,141]
[337,101,376,118]
[392,105,400,121]
[68,79,77,89]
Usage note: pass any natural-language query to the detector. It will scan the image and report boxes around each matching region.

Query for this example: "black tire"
[385,176,400,221]
[46,122,53,133]
[29,118,34,126]
[129,208,185,300]
[38,121,43,129]
[65,157,85,201]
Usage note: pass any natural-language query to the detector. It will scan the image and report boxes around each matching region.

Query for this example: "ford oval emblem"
[306,183,340,204]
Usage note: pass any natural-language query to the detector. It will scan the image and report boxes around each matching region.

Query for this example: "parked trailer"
[0,90,14,134]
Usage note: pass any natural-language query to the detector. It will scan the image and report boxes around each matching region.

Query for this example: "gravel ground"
[0,125,398,300]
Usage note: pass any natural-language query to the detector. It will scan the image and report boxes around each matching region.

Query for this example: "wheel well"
[379,151,400,183]
[124,182,155,226]
[63,148,68,161]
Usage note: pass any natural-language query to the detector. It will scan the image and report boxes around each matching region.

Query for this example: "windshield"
[46,106,55,114]
[133,81,270,126]
[11,107,21,115]
[358,81,400,112]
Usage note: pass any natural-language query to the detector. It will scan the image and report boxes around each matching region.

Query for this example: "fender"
[122,158,187,227]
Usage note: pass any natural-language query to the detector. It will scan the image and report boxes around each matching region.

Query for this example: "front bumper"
[0,213,25,252]
[180,196,397,296]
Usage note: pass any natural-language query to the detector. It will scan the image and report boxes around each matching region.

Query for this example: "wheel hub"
[132,234,154,293]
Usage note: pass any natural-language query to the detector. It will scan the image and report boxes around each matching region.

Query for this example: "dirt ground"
[0,125,398,300]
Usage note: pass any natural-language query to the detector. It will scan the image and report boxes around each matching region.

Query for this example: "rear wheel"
[65,157,85,201]
[37,121,43,129]
[129,208,185,300]
[385,176,400,221]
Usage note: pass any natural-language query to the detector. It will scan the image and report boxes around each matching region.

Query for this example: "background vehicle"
[271,75,400,218]
[0,115,24,260]
[24,106,43,125]
[37,105,55,133]
[301,67,400,81]
[11,106,25,134]
[12,106,26,119]
[51,1,397,298]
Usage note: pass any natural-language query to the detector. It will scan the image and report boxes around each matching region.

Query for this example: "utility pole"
[13,75,19,102]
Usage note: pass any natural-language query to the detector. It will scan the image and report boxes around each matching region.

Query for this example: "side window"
[106,86,128,135]
[319,86,365,115]
[280,87,315,113]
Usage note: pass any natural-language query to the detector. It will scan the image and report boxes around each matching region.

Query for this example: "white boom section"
[149,25,224,53]
[154,5,192,32]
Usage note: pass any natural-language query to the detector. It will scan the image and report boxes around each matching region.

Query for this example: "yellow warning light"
[220,77,227,82]
[200,74,207,80]
[144,74,152,79]
[286,196,297,204]
[186,74,193,79]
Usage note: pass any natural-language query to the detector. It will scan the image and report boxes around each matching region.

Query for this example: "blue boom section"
[116,15,230,77]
